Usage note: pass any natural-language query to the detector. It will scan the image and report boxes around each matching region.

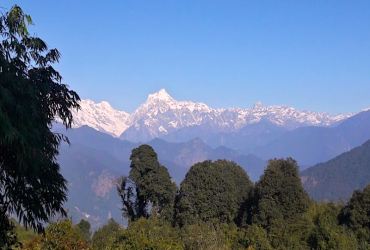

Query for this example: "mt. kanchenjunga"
[67,89,355,141]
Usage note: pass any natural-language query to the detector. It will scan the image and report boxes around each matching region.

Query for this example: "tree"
[91,218,121,250]
[116,145,177,223]
[0,217,19,249]
[180,221,231,250]
[0,4,80,235]
[307,202,359,250]
[109,217,183,250]
[22,219,89,250]
[249,158,310,230]
[175,159,254,227]
[76,219,91,244]
[339,184,370,248]
[235,225,274,250]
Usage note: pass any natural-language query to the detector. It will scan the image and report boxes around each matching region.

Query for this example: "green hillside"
[301,139,370,201]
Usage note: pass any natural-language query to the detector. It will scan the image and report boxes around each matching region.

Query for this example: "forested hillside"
[301,139,370,201]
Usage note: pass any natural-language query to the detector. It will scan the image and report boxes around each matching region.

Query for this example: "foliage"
[307,202,359,250]
[0,216,19,249]
[75,219,91,244]
[109,217,183,250]
[249,158,310,230]
[234,225,273,250]
[339,184,370,248]
[91,219,121,250]
[116,145,177,222]
[0,4,80,236]
[175,159,253,227]
[180,220,231,250]
[21,219,89,250]
[264,216,311,249]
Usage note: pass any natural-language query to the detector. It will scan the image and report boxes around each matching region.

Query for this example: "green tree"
[307,202,359,250]
[175,160,254,227]
[22,219,89,250]
[91,218,121,250]
[235,225,273,250]
[339,184,370,248]
[116,145,177,223]
[76,219,91,244]
[249,158,310,230]
[180,221,231,250]
[109,217,183,250]
[0,4,80,237]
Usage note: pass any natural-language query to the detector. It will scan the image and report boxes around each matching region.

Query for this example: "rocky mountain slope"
[58,143,129,230]
[65,89,355,142]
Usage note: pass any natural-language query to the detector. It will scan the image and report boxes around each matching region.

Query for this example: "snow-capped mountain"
[63,99,129,137]
[66,89,357,141]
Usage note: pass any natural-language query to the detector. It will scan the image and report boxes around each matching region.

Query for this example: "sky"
[2,1,370,114]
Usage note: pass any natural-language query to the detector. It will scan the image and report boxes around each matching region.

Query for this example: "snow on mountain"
[64,99,129,137]
[66,89,357,140]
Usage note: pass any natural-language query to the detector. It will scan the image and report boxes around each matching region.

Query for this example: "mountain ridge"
[250,110,370,167]
[301,139,370,201]
[63,89,358,141]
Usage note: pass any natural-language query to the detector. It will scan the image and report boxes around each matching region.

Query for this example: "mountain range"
[52,90,370,230]
[251,110,370,167]
[65,89,357,142]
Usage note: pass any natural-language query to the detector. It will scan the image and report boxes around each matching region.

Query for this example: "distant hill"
[161,119,288,153]
[251,126,349,167]
[335,109,370,148]
[55,125,266,182]
[300,139,370,201]
[58,143,129,230]
[252,110,370,168]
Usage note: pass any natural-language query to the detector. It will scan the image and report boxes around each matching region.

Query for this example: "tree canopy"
[339,184,370,247]
[175,159,254,226]
[116,144,177,223]
[91,218,121,250]
[22,219,89,250]
[0,4,80,234]
[249,158,310,229]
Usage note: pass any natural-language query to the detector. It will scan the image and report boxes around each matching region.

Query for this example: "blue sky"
[2,1,370,114]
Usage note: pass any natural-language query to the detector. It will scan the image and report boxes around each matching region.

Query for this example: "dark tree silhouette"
[0,4,80,237]
[116,145,177,223]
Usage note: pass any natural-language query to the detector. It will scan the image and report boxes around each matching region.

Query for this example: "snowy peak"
[66,88,361,141]
[64,99,129,137]
[252,101,264,110]
[147,88,174,102]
